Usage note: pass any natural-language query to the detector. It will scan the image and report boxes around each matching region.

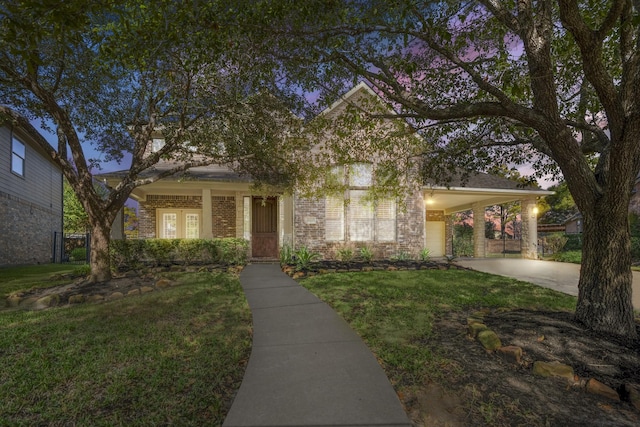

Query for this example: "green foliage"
[538,182,578,224]
[108,238,249,269]
[72,264,91,277]
[359,246,374,262]
[69,247,87,262]
[123,206,138,239]
[453,237,474,257]
[632,237,640,261]
[563,234,583,251]
[279,244,294,265]
[63,180,90,233]
[336,246,355,262]
[390,250,411,262]
[0,264,75,297]
[419,248,431,261]
[553,250,582,264]
[541,233,569,254]
[293,247,320,271]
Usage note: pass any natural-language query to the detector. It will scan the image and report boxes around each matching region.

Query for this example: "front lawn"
[0,270,251,426]
[300,270,591,426]
[0,264,78,297]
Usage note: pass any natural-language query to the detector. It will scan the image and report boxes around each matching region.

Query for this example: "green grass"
[552,250,582,264]
[300,270,576,388]
[0,271,251,426]
[0,264,78,297]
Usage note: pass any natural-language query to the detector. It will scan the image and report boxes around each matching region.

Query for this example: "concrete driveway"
[454,258,640,310]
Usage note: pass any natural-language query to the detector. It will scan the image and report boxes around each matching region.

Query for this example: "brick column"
[202,189,213,239]
[472,203,486,258]
[445,214,454,256]
[521,197,538,259]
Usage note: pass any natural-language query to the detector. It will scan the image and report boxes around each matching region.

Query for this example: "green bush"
[632,237,640,260]
[541,233,568,254]
[73,264,91,277]
[359,246,374,262]
[294,246,320,271]
[69,247,87,261]
[176,239,208,265]
[563,234,583,251]
[145,239,179,266]
[279,244,294,265]
[553,250,582,264]
[419,247,431,261]
[336,246,354,262]
[453,237,474,257]
[217,238,249,265]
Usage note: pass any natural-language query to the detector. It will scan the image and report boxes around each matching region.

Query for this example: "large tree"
[0,1,302,282]
[267,0,640,339]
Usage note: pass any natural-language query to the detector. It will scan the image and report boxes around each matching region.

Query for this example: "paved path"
[223,264,410,427]
[455,258,640,310]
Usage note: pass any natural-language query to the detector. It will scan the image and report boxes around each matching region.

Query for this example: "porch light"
[532,206,539,218]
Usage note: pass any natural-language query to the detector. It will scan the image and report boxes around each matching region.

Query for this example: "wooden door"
[252,197,278,258]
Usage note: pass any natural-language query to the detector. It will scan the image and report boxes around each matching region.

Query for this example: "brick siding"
[138,194,236,238]
[0,190,61,265]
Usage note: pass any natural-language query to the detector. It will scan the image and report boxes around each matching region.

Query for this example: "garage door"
[425,221,445,257]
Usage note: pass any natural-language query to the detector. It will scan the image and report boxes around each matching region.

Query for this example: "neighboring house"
[100,83,551,260]
[0,109,63,266]
[564,213,583,234]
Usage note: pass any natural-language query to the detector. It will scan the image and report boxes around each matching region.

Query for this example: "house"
[0,109,63,266]
[100,83,551,260]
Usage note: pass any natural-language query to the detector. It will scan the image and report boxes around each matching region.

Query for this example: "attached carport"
[423,173,553,259]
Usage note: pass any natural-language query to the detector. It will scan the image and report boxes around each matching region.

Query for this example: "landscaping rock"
[34,294,60,309]
[497,345,523,364]
[468,322,488,338]
[292,272,305,280]
[386,266,398,271]
[170,265,184,272]
[155,279,171,289]
[140,286,154,293]
[532,361,575,382]
[68,294,85,304]
[107,292,124,300]
[586,378,620,401]
[127,289,140,296]
[477,329,502,350]
[623,384,640,410]
[87,295,105,303]
[467,316,484,325]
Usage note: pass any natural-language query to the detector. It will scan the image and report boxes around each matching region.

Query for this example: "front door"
[252,197,278,258]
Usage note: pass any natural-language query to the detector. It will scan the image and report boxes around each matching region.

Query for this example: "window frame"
[11,136,26,177]
[324,163,397,242]
[157,208,202,239]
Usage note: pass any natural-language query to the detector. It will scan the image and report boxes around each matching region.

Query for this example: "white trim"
[424,185,553,196]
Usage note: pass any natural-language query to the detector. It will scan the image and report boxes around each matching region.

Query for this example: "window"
[325,163,396,242]
[158,209,201,238]
[11,137,25,176]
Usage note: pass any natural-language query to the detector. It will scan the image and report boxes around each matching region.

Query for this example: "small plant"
[359,246,374,263]
[390,250,411,262]
[542,233,569,254]
[72,264,91,277]
[294,246,320,271]
[419,247,431,262]
[70,247,87,262]
[280,244,294,265]
[336,246,354,262]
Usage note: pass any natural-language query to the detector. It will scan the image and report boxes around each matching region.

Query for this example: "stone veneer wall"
[294,192,425,260]
[211,196,236,237]
[0,190,61,265]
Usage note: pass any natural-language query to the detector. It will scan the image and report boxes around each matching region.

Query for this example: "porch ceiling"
[423,186,553,214]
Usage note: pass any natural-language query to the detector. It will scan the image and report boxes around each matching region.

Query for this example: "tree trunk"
[575,205,637,340]
[89,221,112,283]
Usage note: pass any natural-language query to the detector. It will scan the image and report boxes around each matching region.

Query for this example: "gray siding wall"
[0,126,63,266]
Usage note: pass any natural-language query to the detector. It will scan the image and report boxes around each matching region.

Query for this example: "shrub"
[542,233,568,254]
[145,239,179,266]
[631,237,640,260]
[294,246,320,271]
[553,250,582,264]
[359,246,374,262]
[563,234,583,251]
[73,264,91,277]
[69,247,87,262]
[280,244,294,265]
[390,250,411,262]
[336,246,354,262]
[176,239,207,265]
[217,238,249,265]
[453,237,474,257]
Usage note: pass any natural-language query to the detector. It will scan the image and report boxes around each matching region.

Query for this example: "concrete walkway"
[455,258,640,310]
[223,264,410,427]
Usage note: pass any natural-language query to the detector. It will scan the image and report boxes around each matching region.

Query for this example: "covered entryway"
[252,197,278,258]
